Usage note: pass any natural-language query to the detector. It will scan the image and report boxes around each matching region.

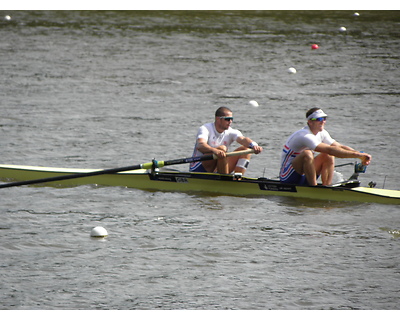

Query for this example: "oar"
[0,149,255,189]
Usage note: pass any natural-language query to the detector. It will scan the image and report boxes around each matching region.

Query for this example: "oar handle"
[155,148,255,168]
[218,149,255,159]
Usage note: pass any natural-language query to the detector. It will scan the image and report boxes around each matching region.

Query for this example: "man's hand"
[253,145,263,154]
[213,148,227,159]
[361,153,372,166]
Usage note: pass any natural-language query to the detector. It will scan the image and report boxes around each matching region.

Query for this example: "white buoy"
[353,12,360,17]
[288,67,297,74]
[339,26,347,32]
[249,100,259,107]
[4,15,11,21]
[90,226,108,238]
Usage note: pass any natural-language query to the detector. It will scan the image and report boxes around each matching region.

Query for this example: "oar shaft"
[0,163,153,189]
[0,149,255,189]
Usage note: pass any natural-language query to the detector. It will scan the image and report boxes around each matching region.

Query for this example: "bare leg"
[291,150,317,186]
[202,145,251,174]
[201,158,218,172]
[314,153,335,185]
[201,145,229,173]
[230,146,252,174]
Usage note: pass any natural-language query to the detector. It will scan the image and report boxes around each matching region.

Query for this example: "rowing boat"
[0,162,399,205]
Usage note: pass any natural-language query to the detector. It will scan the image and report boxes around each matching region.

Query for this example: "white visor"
[307,109,328,120]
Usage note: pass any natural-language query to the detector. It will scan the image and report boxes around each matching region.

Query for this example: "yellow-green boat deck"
[0,164,399,205]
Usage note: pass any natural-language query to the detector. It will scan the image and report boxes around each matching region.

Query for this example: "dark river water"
[0,10,399,310]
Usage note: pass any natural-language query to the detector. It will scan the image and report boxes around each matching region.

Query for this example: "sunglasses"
[219,116,234,122]
[310,117,327,122]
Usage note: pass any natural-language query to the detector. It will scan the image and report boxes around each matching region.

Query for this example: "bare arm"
[196,138,227,158]
[236,136,263,154]
[332,141,356,152]
[315,142,371,165]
